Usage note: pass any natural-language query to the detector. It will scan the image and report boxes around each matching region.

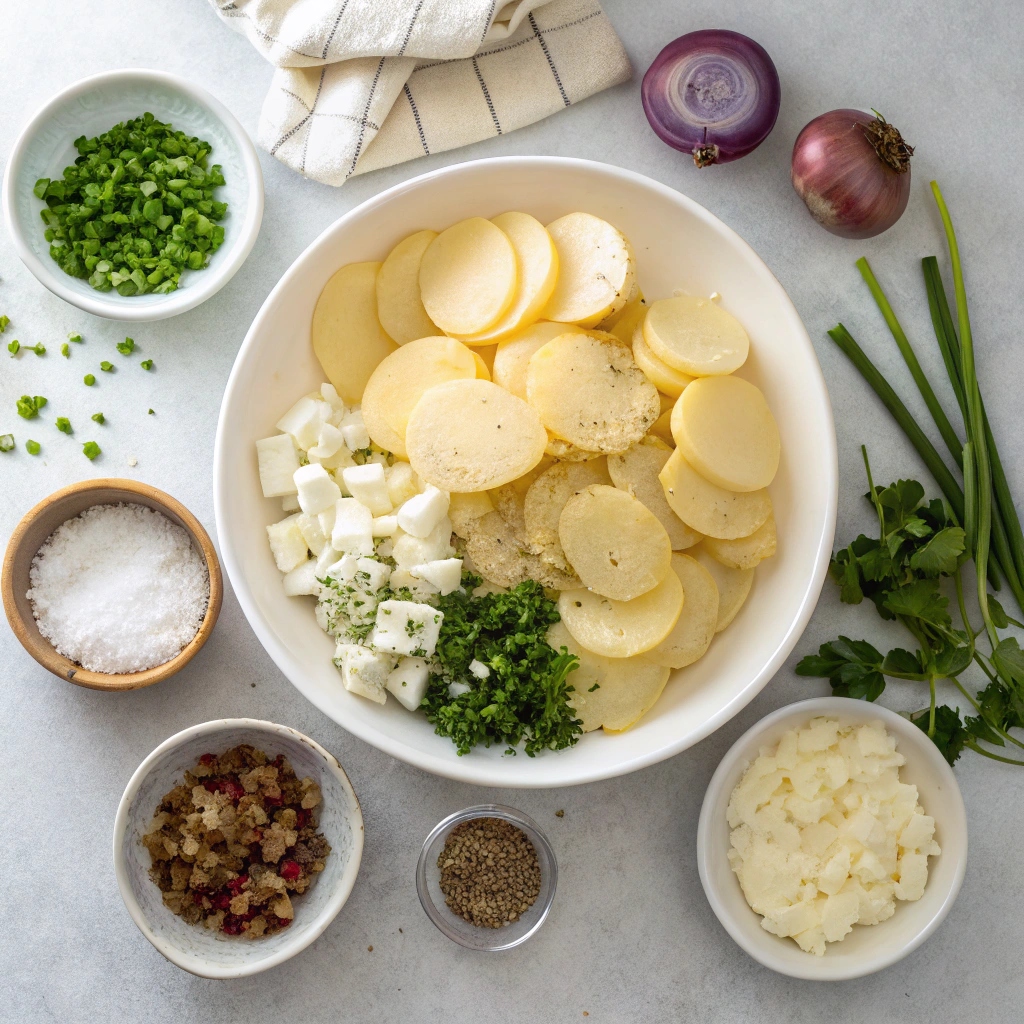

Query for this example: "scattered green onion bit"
[34,113,228,296]
[56,416,72,435]
[16,395,47,419]
[68,331,82,343]
[26,440,41,455]
[82,440,101,460]
[117,336,136,355]
[0,434,14,453]
[8,340,20,357]
[140,358,154,371]
[100,361,114,372]
[31,343,45,356]
[0,316,9,333]
[61,342,70,357]
[92,412,105,424]
[84,373,96,386]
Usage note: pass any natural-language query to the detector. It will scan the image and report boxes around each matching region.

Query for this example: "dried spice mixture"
[144,745,331,937]
[438,817,542,928]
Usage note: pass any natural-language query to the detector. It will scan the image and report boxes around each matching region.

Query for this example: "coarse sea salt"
[27,502,210,674]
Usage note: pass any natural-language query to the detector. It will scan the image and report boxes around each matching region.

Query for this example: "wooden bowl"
[2,479,222,691]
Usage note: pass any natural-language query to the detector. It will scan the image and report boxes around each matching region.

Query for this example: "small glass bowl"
[416,804,557,951]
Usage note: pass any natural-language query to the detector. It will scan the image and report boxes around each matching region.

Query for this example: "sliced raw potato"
[448,491,495,537]
[646,553,719,669]
[405,378,547,492]
[361,336,477,458]
[419,217,517,335]
[527,331,659,454]
[491,483,530,548]
[649,410,675,447]
[658,448,772,540]
[557,569,684,658]
[703,510,778,569]
[602,283,645,339]
[632,322,694,399]
[543,213,635,327]
[465,511,580,590]
[523,459,611,571]
[376,229,439,344]
[312,261,398,403]
[607,439,701,550]
[545,436,603,461]
[558,484,671,600]
[472,350,491,380]
[452,212,559,343]
[643,295,749,376]
[548,622,669,733]
[691,544,754,632]
[493,321,585,400]
[672,375,781,491]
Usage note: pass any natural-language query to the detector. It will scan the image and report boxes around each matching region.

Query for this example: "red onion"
[641,29,781,168]
[791,110,914,239]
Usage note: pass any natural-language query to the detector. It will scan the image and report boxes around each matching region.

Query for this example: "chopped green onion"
[56,416,72,435]
[67,331,82,343]
[8,340,20,357]
[16,395,46,420]
[91,412,105,424]
[100,361,114,372]
[84,373,96,386]
[82,440,101,460]
[117,337,136,355]
[26,440,40,455]
[61,343,70,357]
[140,358,154,371]
[30,343,45,356]
[0,434,14,452]
[0,316,9,333]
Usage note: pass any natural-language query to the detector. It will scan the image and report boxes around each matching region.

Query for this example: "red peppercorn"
[295,810,309,829]
[211,891,232,911]
[279,860,301,881]
[226,875,248,894]
[199,753,215,766]
[222,915,243,935]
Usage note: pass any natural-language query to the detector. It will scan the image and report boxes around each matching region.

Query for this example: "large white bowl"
[2,69,263,321]
[696,697,967,980]
[214,156,837,788]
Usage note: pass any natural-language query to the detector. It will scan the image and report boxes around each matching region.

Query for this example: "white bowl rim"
[696,695,968,981]
[214,154,839,788]
[1,67,264,322]
[112,717,364,979]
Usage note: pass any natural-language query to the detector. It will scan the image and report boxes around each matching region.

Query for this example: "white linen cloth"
[209,0,632,185]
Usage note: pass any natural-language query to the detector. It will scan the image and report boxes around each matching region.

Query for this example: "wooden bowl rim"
[2,478,223,691]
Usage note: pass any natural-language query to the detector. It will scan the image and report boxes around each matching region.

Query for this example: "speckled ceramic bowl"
[113,719,363,978]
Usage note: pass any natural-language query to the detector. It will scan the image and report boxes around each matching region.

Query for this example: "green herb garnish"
[91,412,105,424]
[30,343,45,356]
[8,340,19,357]
[17,395,46,419]
[117,337,135,355]
[84,373,96,386]
[61,343,70,357]
[0,434,14,452]
[82,440,101,460]
[67,332,82,343]
[26,440,40,455]
[422,576,582,757]
[148,408,155,415]
[140,358,154,371]
[56,417,72,435]
[100,361,114,372]
[0,316,9,333]
[34,113,227,296]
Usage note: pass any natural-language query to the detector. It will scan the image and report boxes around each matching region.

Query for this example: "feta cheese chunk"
[386,461,420,508]
[330,497,374,556]
[320,382,345,412]
[342,463,393,516]
[386,657,431,711]
[307,422,345,460]
[281,494,300,513]
[370,600,444,658]
[283,559,320,597]
[340,410,370,451]
[392,517,454,569]
[267,514,308,572]
[276,395,329,451]
[333,643,393,704]
[296,513,328,556]
[372,514,398,538]
[397,485,450,538]
[257,435,301,497]
[410,557,463,595]
[388,567,439,602]
[294,463,341,515]
[468,658,490,680]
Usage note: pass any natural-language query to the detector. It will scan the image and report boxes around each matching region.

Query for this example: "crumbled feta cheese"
[468,658,490,679]
[386,657,431,711]
[281,494,300,513]
[448,681,472,699]
[342,463,393,516]
[340,410,370,451]
[410,557,463,595]
[370,600,444,658]
[388,567,439,602]
[283,559,320,597]
[386,461,420,507]
[392,518,454,569]
[320,382,345,412]
[397,485,450,538]
[333,643,393,704]
[256,435,301,497]
[372,514,398,537]
[267,515,308,572]
[294,463,341,515]
[307,422,345,459]
[296,513,328,556]
[276,395,330,450]
[331,497,374,556]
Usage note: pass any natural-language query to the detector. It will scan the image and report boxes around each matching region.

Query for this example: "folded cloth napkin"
[210,0,632,185]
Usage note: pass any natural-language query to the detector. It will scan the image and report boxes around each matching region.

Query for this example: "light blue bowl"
[2,68,264,321]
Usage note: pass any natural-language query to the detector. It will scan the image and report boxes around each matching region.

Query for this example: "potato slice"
[523,459,611,571]
[601,282,646,339]
[646,553,719,669]
[376,230,439,345]
[643,295,749,376]
[673,375,781,492]
[448,491,495,538]
[649,410,675,447]
[465,511,579,589]
[451,212,559,344]
[527,331,659,454]
[557,569,684,658]
[361,336,478,459]
[312,261,398,403]
[472,350,491,380]
[658,448,772,540]
[493,321,585,400]
[703,510,778,569]
[491,483,530,548]
[632,321,694,399]
[607,439,701,550]
[545,436,602,461]
[542,213,635,327]
[405,378,547,492]
[419,217,517,335]
[559,484,671,600]
[691,544,754,632]
[548,622,669,733]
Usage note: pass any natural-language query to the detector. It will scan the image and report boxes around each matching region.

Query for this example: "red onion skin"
[792,109,911,239]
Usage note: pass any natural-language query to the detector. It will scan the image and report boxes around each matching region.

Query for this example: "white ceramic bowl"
[113,719,363,979]
[697,697,967,980]
[2,69,263,321]
[214,156,837,788]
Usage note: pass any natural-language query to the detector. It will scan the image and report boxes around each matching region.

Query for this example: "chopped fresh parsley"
[61,343,70,357]
[140,358,154,370]
[0,316,9,333]
[91,412,105,424]
[67,332,82,343]
[100,361,114,372]
[17,395,46,419]
[8,340,20,357]
[82,440,101,460]
[117,337,135,355]
[26,439,40,455]
[56,416,73,435]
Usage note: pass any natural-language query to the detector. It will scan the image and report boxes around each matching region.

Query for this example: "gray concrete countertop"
[2,1,1022,1021]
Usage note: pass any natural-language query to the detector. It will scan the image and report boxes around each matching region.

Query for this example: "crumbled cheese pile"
[27,503,210,673]
[727,716,940,956]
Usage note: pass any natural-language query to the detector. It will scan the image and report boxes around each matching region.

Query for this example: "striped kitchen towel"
[210,0,632,186]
